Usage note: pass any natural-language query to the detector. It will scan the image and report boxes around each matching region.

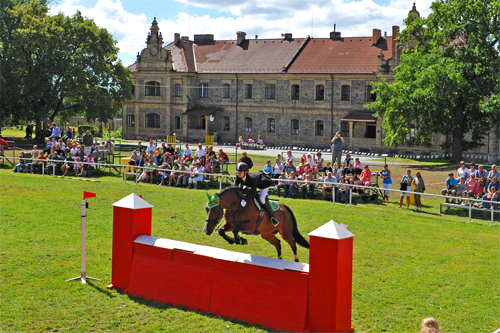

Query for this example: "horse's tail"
[283,204,309,249]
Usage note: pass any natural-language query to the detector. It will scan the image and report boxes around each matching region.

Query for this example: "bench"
[440,203,500,220]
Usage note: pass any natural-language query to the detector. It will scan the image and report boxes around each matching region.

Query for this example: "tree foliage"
[367,0,500,162]
[0,0,132,131]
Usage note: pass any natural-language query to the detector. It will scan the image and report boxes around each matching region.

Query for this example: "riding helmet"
[236,162,249,172]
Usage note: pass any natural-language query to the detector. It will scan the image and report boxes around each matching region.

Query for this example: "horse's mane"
[218,186,242,196]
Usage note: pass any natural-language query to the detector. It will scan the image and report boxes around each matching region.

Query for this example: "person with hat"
[234,162,279,226]
[441,172,458,203]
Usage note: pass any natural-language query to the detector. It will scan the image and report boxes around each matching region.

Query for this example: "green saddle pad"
[253,198,279,211]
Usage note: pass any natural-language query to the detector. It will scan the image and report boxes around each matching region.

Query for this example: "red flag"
[151,136,155,139]
[135,137,140,140]
[83,191,96,200]
[139,195,143,198]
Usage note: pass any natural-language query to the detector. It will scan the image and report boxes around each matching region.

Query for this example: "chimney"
[255,35,258,39]
[372,29,381,44]
[384,31,387,37]
[174,33,180,44]
[330,24,341,40]
[283,33,293,41]
[392,25,399,56]
[237,31,246,45]
[193,34,214,45]
[181,36,189,41]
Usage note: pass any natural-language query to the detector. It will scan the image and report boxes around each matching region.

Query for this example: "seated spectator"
[343,153,354,166]
[272,157,284,179]
[299,154,307,166]
[43,138,52,155]
[285,150,295,166]
[463,174,481,205]
[48,151,64,174]
[146,140,156,155]
[284,171,298,198]
[60,155,75,176]
[477,165,488,192]
[323,161,333,178]
[398,169,413,209]
[285,160,296,176]
[218,149,229,165]
[454,176,467,203]
[296,163,305,178]
[136,160,156,184]
[360,165,372,187]
[27,151,40,173]
[239,152,253,169]
[322,171,337,200]
[276,172,288,197]
[91,146,100,163]
[166,144,175,155]
[300,169,315,199]
[206,146,216,159]
[264,160,273,175]
[187,161,204,189]
[336,176,350,204]
[441,172,458,203]
[353,157,364,172]
[175,162,190,187]
[481,176,500,209]
[167,161,181,186]
[469,162,478,178]
[195,144,206,159]
[314,152,324,176]
[13,152,26,173]
[457,161,470,182]
[306,153,314,167]
[487,164,500,187]
[38,152,47,169]
[206,155,220,180]
[157,161,171,186]
[342,163,358,185]
[181,143,193,162]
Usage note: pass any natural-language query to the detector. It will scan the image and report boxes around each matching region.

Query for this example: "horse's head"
[204,192,223,235]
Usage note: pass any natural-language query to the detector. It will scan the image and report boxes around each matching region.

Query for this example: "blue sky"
[49,0,432,66]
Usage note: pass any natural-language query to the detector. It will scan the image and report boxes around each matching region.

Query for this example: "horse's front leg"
[233,221,251,245]
[218,223,235,245]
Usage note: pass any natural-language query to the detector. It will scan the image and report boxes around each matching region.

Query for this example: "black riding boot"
[263,199,279,226]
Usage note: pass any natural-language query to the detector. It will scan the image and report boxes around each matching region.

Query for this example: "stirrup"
[271,217,279,226]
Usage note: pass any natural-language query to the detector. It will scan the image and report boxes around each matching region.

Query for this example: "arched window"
[127,114,135,127]
[245,84,253,99]
[291,119,299,135]
[267,118,275,133]
[316,85,324,100]
[223,84,230,98]
[341,85,350,101]
[145,81,160,96]
[145,113,160,128]
[315,120,324,136]
[291,85,300,100]
[174,116,181,129]
[200,83,208,98]
[245,117,252,132]
[265,84,275,99]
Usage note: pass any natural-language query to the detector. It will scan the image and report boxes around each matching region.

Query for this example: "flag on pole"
[83,191,96,200]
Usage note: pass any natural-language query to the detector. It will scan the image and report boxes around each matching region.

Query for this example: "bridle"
[205,203,223,226]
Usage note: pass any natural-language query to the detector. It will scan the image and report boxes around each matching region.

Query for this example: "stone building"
[123,6,498,160]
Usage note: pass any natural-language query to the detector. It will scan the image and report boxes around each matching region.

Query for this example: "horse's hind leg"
[280,228,300,262]
[261,233,282,259]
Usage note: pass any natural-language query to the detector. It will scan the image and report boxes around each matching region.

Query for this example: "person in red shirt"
[360,165,372,187]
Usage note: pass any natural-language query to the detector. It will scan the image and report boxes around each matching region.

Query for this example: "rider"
[235,162,280,226]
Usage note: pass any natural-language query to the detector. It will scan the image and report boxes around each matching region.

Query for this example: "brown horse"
[204,187,309,262]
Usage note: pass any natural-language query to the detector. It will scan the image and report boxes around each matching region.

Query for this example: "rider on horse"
[235,162,280,226]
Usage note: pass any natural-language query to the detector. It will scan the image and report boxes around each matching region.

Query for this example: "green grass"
[1,170,499,332]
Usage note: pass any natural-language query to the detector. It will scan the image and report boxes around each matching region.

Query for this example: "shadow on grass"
[87,281,118,299]
[124,292,275,332]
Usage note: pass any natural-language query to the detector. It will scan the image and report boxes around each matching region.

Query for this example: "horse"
[34,129,51,144]
[24,125,33,141]
[204,187,309,262]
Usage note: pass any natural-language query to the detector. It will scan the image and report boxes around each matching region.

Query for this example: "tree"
[0,0,132,132]
[367,0,500,163]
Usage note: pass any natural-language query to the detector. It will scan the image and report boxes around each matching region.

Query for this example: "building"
[123,5,498,160]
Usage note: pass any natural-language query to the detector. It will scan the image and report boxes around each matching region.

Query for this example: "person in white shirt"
[272,157,283,179]
[286,150,295,166]
[182,144,193,162]
[187,161,204,189]
[457,160,470,182]
[195,144,206,159]
[322,171,338,200]
[146,141,156,154]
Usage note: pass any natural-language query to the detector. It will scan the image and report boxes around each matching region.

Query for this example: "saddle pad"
[253,198,279,211]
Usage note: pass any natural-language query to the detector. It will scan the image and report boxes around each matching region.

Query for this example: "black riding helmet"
[236,162,249,172]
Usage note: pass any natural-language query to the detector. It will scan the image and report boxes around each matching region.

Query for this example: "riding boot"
[263,199,279,226]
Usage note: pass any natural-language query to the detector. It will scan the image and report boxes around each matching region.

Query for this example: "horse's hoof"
[295,258,300,262]
[241,238,248,245]
[278,257,282,260]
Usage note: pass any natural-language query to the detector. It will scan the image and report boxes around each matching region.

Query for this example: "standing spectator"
[0,135,9,155]
[284,171,298,198]
[300,169,315,199]
[213,130,218,143]
[104,138,115,161]
[50,123,61,140]
[441,172,458,203]
[322,171,337,200]
[257,132,262,145]
[77,126,83,139]
[239,151,253,169]
[82,130,93,157]
[413,171,426,212]
[398,169,413,209]
[314,152,324,176]
[331,130,344,168]
[457,161,470,182]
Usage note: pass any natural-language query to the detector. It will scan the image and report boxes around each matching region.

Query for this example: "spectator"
[82,130,93,156]
[469,162,479,178]
[166,161,181,186]
[146,140,156,155]
[336,176,350,204]
[284,171,298,198]
[285,160,296,176]
[342,163,358,185]
[175,162,190,187]
[50,123,61,140]
[182,143,193,162]
[213,130,218,143]
[0,136,9,155]
[286,150,295,166]
[61,123,73,142]
[477,165,488,192]
[398,169,413,209]
[264,160,273,175]
[353,157,364,172]
[487,164,500,186]
[322,171,337,200]
[413,171,426,212]
[60,155,74,176]
[299,154,307,166]
[38,151,47,169]
[420,317,439,333]
[343,153,354,167]
[195,144,206,159]
[129,150,140,167]
[457,161,470,182]
[206,146,216,159]
[48,151,64,174]
[454,176,467,204]
[296,163,305,178]
[314,152,324,176]
[166,144,175,155]
[239,151,253,169]
[77,126,83,138]
[218,149,229,165]
[360,165,372,187]
[300,169,315,199]
[276,172,288,197]
[257,132,263,145]
[441,172,458,203]
[73,157,82,176]
[481,176,500,209]
[187,161,204,189]
[331,162,341,180]
[104,138,115,161]
[157,161,171,186]
[464,174,481,205]
[13,152,26,173]
[27,151,40,173]
[331,130,344,168]
[322,161,333,177]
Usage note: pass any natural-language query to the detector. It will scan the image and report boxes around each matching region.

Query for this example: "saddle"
[241,198,280,236]
[253,198,280,211]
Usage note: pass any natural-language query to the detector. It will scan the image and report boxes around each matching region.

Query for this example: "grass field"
[1,168,499,332]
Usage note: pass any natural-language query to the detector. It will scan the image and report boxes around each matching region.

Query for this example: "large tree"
[367,0,500,163]
[0,0,132,132]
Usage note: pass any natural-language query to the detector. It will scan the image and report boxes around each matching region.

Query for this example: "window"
[291,85,300,100]
[291,119,299,135]
[341,85,350,101]
[267,118,275,133]
[201,116,206,130]
[315,120,324,136]
[200,83,208,98]
[223,117,230,131]
[366,124,376,138]
[145,113,160,128]
[145,81,160,96]
[366,86,377,101]
[131,84,135,96]
[245,117,252,132]
[341,121,349,137]
[245,84,252,99]
[315,85,324,100]
[127,114,135,127]
[265,84,275,99]
[223,84,230,98]
[174,116,181,129]
[174,84,181,97]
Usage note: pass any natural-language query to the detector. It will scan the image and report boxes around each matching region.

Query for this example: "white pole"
[81,200,87,283]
